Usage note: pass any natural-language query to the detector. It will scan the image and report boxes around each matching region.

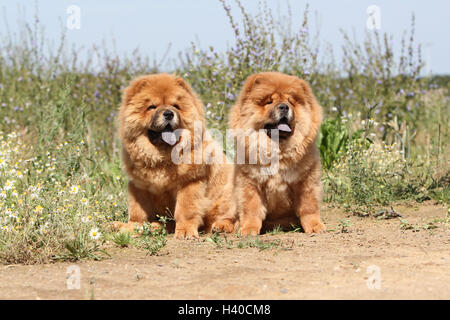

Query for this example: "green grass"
[398,218,439,232]
[205,231,293,252]
[111,231,132,248]
[138,221,169,256]
[0,0,448,264]
[337,219,353,233]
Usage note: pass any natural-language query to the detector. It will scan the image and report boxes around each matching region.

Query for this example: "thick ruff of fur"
[229,72,326,235]
[114,73,235,239]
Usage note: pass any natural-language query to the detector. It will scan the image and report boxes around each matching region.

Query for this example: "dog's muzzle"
[147,107,180,146]
[263,103,294,139]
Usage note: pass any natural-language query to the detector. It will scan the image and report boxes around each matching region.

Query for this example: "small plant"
[318,118,350,170]
[267,225,284,235]
[235,236,290,252]
[337,219,353,233]
[288,224,303,233]
[399,218,439,232]
[205,232,224,248]
[247,238,284,251]
[56,237,110,262]
[421,222,438,231]
[205,233,291,251]
[138,216,170,256]
[142,235,167,256]
[432,210,450,226]
[399,218,416,231]
[112,231,132,248]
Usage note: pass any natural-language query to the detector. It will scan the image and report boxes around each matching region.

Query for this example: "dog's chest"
[130,166,177,194]
[147,169,177,193]
[261,168,299,214]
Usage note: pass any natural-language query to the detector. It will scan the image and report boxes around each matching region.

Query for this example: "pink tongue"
[277,123,291,132]
[161,132,177,145]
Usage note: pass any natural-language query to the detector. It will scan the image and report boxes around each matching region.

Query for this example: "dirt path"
[1,203,449,300]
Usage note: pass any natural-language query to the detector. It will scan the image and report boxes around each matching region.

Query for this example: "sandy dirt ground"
[0,202,449,300]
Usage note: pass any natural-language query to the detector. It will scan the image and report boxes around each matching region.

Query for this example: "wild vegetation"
[0,1,448,264]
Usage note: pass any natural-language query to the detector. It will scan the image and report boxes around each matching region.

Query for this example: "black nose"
[163,110,174,120]
[278,104,289,114]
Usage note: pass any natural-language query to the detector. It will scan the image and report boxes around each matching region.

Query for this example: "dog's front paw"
[112,221,146,235]
[239,222,261,236]
[211,219,235,233]
[112,221,125,231]
[175,222,199,240]
[300,215,326,234]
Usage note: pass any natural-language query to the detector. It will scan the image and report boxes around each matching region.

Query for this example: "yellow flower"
[34,205,44,214]
[81,215,92,223]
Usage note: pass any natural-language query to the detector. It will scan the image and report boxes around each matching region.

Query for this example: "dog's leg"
[295,167,326,234]
[113,181,155,233]
[239,182,266,236]
[207,190,237,233]
[174,180,206,239]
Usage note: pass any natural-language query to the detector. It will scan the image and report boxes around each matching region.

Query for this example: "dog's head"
[119,73,205,151]
[231,72,322,146]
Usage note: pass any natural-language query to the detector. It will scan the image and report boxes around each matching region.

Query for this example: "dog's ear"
[295,78,323,123]
[174,76,195,97]
[237,73,264,104]
[174,76,205,119]
[122,76,150,106]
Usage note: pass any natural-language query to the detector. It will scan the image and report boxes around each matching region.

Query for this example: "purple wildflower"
[226,92,235,100]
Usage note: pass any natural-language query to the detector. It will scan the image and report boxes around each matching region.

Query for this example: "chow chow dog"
[114,73,235,239]
[229,72,325,235]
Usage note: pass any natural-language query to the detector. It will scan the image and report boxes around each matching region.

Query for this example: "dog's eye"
[147,105,156,110]
[173,104,181,110]
[265,99,273,105]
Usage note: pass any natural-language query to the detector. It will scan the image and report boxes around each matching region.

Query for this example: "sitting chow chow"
[229,72,326,235]
[114,73,235,239]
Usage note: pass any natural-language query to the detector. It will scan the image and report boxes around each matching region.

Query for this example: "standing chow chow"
[229,72,325,235]
[114,73,235,239]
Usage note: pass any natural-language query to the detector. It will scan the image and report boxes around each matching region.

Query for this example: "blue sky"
[1,0,449,74]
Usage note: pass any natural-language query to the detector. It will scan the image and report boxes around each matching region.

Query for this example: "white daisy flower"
[4,180,14,191]
[69,185,79,195]
[89,227,101,240]
[80,198,88,206]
